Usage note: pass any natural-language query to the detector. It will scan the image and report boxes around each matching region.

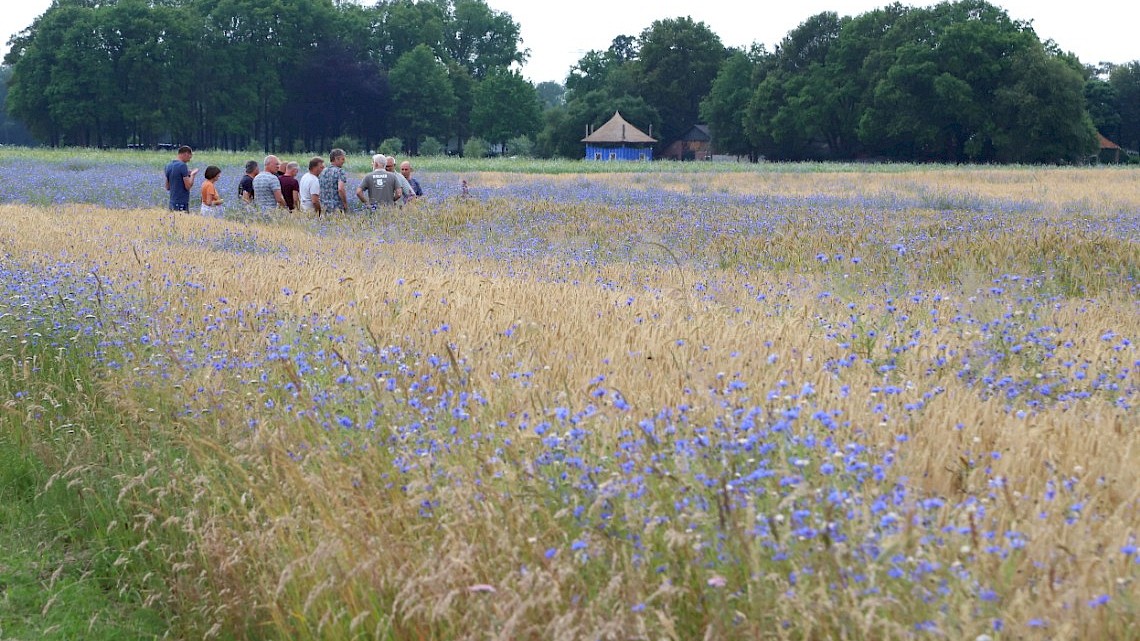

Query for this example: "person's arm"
[393,187,402,202]
[273,188,286,208]
[356,186,368,204]
[289,187,299,209]
[312,193,321,215]
[182,167,197,191]
[338,179,347,210]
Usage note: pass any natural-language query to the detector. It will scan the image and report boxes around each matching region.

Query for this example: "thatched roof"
[582,111,656,143]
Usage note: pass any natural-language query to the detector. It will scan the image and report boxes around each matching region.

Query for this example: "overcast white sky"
[2,1,1137,83]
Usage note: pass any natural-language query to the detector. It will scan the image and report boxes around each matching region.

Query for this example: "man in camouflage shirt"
[319,148,349,213]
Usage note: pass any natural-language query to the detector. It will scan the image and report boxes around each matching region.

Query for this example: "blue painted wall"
[584,145,653,161]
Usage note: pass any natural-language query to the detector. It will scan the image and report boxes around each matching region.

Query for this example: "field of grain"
[1,153,1137,640]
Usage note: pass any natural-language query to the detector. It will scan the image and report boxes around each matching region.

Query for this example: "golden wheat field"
[1,162,1138,640]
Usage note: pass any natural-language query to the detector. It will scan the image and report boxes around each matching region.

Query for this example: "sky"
[2,0,1137,83]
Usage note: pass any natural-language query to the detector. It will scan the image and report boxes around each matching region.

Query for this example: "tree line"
[4,0,1139,163]
[3,0,540,154]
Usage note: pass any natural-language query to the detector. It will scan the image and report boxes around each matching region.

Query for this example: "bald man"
[399,161,423,201]
[252,154,286,210]
[385,156,415,203]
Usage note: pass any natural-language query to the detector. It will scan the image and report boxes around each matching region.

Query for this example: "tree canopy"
[1,0,1134,163]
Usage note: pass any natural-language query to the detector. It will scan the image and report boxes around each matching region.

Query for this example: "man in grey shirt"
[356,154,402,210]
[385,155,415,203]
[252,155,286,210]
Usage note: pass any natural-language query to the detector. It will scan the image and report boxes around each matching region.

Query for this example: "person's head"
[400,161,413,179]
[263,155,280,174]
[308,156,325,176]
[371,154,385,170]
[285,161,299,176]
[384,156,396,172]
[330,148,346,167]
[177,145,193,161]
[244,160,259,176]
[204,165,221,181]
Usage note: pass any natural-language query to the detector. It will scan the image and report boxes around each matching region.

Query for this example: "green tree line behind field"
[3,0,1139,163]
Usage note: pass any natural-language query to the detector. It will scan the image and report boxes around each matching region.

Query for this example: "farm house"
[1098,132,1123,163]
[582,111,656,161]
[660,124,714,161]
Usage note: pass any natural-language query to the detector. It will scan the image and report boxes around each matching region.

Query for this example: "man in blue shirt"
[399,160,423,202]
[163,146,198,211]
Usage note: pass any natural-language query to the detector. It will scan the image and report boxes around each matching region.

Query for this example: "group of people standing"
[163,146,424,215]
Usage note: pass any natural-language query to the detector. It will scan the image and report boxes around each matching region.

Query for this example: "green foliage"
[470,69,542,147]
[463,136,489,158]
[372,0,448,69]
[379,136,405,155]
[535,81,565,108]
[1085,77,1120,138]
[419,135,446,156]
[391,44,458,155]
[1110,62,1140,151]
[0,66,35,145]
[700,51,762,160]
[989,46,1098,162]
[636,17,727,150]
[564,35,643,104]
[2,0,527,152]
[0,302,172,639]
[443,0,526,80]
[2,0,1132,163]
[506,135,534,157]
[331,134,365,155]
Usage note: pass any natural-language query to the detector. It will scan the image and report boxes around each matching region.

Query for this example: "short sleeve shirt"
[359,170,398,207]
[299,172,320,211]
[278,174,300,209]
[238,174,254,199]
[165,159,190,210]
[252,172,282,210]
[319,164,347,211]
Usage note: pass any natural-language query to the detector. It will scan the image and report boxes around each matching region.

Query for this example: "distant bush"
[379,137,404,156]
[506,135,534,158]
[419,136,445,157]
[463,137,488,159]
[331,134,364,155]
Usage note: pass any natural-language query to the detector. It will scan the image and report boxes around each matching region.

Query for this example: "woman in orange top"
[200,165,224,216]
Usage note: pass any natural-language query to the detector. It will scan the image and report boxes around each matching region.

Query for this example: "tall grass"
[0,162,1137,639]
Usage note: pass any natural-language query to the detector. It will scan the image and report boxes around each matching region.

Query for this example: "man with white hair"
[385,155,415,203]
[356,154,402,210]
[252,154,286,210]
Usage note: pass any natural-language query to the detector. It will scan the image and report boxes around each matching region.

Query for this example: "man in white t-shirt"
[299,156,324,215]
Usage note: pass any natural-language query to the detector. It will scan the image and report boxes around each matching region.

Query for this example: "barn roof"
[677,124,711,142]
[1099,133,1121,150]
[582,111,656,143]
